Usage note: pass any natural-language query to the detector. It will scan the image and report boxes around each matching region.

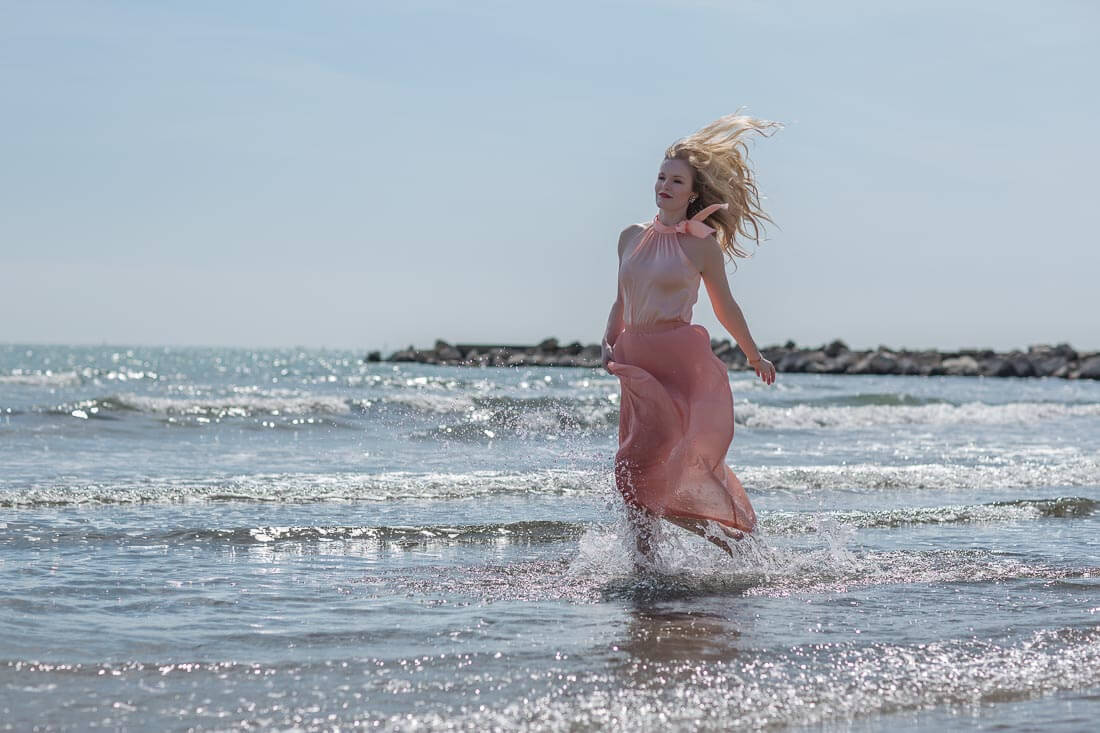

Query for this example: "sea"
[1,343,1098,731]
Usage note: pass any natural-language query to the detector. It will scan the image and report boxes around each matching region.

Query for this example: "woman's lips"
[659,193,671,198]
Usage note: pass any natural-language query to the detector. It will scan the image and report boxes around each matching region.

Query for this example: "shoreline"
[369,339,1100,379]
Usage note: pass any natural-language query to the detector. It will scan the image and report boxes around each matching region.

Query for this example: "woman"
[601,112,779,564]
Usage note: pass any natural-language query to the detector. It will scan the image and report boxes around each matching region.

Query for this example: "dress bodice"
[618,203,727,327]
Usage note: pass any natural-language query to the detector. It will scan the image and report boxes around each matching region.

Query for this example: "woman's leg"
[661,515,744,558]
[625,503,658,568]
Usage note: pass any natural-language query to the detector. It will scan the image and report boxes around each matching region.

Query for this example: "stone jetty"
[366,339,1100,379]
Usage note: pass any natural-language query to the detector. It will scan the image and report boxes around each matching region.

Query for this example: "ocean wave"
[410,405,618,441]
[378,392,478,414]
[760,496,1097,534]
[570,520,1100,603]
[0,520,586,549]
[383,394,619,435]
[661,542,1099,600]
[0,371,83,387]
[366,394,1100,434]
[25,388,1100,433]
[0,469,602,507]
[743,460,1100,493]
[3,456,1099,507]
[798,392,952,407]
[735,400,1100,429]
[364,529,1099,605]
[4,499,1090,550]
[45,392,354,419]
[0,369,162,387]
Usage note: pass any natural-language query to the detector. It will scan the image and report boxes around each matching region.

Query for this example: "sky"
[2,0,1098,352]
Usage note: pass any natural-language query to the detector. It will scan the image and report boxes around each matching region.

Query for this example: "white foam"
[741,459,1100,492]
[0,468,604,506]
[108,392,352,416]
[736,400,1100,429]
[381,392,477,413]
[0,371,81,387]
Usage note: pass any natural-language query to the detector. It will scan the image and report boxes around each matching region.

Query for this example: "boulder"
[941,356,981,376]
[895,357,921,375]
[981,358,1017,378]
[725,346,748,367]
[371,337,1091,378]
[960,348,997,360]
[801,351,833,373]
[1010,356,1035,378]
[761,346,789,364]
[1077,355,1100,380]
[711,339,734,360]
[777,351,805,372]
[828,352,863,373]
[1034,343,1080,361]
[434,340,462,362]
[1029,352,1069,377]
[580,344,602,359]
[780,350,826,373]
[848,351,899,375]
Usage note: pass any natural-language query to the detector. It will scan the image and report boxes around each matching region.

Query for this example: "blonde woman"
[601,112,779,565]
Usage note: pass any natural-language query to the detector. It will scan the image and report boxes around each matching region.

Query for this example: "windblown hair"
[665,110,782,260]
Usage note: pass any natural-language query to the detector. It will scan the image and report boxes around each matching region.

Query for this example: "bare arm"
[601,226,640,371]
[602,290,624,350]
[697,236,776,384]
[603,226,640,348]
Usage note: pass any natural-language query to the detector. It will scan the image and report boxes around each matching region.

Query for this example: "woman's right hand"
[601,339,614,373]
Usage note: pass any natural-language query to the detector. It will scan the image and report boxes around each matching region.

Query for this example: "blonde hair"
[665,110,782,260]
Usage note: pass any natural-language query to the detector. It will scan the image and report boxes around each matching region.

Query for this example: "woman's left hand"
[751,357,776,385]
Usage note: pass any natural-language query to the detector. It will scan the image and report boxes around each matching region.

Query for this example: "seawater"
[1,343,1098,731]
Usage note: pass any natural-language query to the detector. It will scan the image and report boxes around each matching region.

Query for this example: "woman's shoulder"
[617,222,648,257]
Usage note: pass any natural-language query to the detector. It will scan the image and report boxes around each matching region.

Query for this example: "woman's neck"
[657,207,688,227]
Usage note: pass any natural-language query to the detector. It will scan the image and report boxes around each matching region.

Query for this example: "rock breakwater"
[367,339,1100,379]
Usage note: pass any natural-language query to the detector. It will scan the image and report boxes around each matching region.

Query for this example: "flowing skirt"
[607,320,756,534]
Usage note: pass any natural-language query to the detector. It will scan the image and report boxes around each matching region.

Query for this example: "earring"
[689,195,697,202]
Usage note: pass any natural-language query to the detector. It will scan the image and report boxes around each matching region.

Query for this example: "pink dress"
[607,203,756,534]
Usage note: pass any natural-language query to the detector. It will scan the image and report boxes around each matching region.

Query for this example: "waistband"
[622,319,691,334]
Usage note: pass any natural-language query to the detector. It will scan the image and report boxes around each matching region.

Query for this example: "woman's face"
[654,158,694,212]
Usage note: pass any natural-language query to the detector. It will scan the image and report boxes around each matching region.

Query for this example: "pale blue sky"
[3,1,1097,351]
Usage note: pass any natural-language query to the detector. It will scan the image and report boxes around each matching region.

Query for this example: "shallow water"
[1,344,1098,730]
